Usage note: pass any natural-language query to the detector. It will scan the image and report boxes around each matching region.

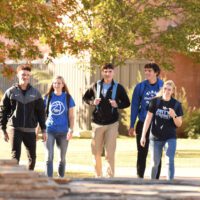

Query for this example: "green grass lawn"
[0,136,200,177]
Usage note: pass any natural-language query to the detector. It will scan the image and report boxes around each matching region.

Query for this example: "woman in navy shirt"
[44,75,75,177]
[140,80,183,180]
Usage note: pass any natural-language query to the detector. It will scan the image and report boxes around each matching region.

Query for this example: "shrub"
[175,87,189,138]
[184,108,200,139]
[120,85,132,135]
[175,87,200,138]
[120,71,142,135]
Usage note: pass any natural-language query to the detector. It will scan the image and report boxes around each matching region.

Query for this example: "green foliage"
[175,87,200,138]
[175,87,189,138]
[1,0,200,75]
[79,0,200,68]
[31,68,53,85]
[120,85,132,132]
[0,0,89,64]
[120,70,142,132]
[185,108,200,139]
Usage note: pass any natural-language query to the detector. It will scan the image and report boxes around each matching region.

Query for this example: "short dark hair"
[101,63,115,71]
[144,63,161,76]
[16,65,31,73]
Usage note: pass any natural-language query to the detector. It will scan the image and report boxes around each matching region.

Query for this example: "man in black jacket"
[83,63,130,177]
[0,65,46,170]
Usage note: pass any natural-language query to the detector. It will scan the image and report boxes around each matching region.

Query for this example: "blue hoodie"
[130,78,163,128]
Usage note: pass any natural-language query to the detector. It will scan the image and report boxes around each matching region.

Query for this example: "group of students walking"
[0,63,183,180]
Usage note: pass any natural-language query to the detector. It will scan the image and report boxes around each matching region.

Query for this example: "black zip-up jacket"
[83,79,130,125]
[0,83,46,133]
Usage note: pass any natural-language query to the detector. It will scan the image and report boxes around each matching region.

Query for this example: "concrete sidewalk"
[21,161,200,179]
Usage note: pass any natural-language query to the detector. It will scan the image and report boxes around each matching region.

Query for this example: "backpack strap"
[111,80,118,100]
[96,80,102,98]
[111,80,118,113]
[46,93,71,126]
[66,93,71,110]
[45,94,52,117]
[156,97,161,109]
[174,101,179,111]
[96,80,118,113]
[96,80,102,110]
[66,93,71,127]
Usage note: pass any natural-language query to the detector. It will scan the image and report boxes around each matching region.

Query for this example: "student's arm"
[35,92,47,141]
[115,84,130,109]
[169,108,183,127]
[128,84,141,136]
[130,84,141,127]
[67,107,75,140]
[140,111,153,147]
[36,97,46,131]
[0,92,12,142]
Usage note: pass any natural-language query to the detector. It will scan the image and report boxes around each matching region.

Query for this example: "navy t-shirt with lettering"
[148,97,183,141]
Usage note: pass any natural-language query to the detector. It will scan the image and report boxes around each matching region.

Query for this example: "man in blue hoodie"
[129,63,163,178]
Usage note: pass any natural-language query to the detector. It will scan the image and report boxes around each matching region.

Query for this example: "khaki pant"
[91,121,119,177]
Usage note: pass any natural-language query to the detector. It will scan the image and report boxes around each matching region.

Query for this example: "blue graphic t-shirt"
[45,92,75,134]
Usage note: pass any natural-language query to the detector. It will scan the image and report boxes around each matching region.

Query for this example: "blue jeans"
[149,139,176,180]
[45,133,69,177]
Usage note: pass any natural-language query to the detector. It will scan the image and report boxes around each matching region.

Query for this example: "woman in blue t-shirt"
[140,80,183,180]
[44,75,75,177]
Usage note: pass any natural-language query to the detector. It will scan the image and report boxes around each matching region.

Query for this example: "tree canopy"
[77,0,200,69]
[0,0,200,76]
[0,0,89,61]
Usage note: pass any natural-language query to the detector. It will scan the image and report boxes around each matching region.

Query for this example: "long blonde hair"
[45,75,70,97]
[157,80,176,98]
